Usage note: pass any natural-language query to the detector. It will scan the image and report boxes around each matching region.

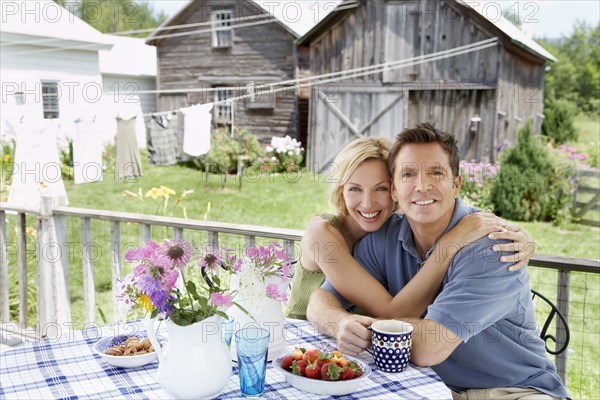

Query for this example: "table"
[0,319,451,399]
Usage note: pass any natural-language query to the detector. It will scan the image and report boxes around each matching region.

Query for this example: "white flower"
[236,261,267,315]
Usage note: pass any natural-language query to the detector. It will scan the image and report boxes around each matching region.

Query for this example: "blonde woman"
[286,137,533,320]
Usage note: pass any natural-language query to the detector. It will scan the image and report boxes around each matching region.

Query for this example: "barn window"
[214,86,233,124]
[42,81,59,119]
[211,10,233,48]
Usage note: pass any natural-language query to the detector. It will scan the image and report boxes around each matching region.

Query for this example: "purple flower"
[199,250,222,271]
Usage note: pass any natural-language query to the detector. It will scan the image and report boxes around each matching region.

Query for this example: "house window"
[214,87,233,124]
[211,10,233,48]
[42,81,59,119]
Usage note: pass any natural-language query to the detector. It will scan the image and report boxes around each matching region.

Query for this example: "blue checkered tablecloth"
[0,319,451,399]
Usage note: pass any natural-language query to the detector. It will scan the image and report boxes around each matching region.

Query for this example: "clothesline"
[0,13,274,47]
[140,37,498,117]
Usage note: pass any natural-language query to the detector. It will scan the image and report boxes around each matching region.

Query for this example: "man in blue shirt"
[307,123,569,399]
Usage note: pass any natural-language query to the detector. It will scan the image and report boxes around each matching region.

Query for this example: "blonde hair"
[329,137,391,215]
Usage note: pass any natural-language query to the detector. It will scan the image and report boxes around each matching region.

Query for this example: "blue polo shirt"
[322,198,569,398]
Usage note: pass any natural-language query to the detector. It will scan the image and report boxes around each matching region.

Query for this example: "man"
[307,123,569,399]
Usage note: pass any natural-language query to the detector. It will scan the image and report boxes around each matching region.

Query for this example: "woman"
[286,137,534,320]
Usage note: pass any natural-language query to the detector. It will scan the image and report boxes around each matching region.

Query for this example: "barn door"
[308,85,407,172]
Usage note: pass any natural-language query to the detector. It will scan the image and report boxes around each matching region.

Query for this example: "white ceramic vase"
[145,315,232,399]
[228,275,288,361]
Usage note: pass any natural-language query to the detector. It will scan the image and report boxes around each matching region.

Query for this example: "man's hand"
[336,315,376,356]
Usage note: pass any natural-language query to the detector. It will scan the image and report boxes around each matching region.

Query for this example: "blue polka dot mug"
[368,320,414,373]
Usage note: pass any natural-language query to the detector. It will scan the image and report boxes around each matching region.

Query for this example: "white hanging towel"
[73,120,104,184]
[7,118,69,209]
[180,103,213,156]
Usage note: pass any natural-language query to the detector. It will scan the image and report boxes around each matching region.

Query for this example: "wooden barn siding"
[407,89,497,162]
[310,1,383,82]
[154,0,298,141]
[308,84,407,169]
[494,45,545,148]
[309,1,499,84]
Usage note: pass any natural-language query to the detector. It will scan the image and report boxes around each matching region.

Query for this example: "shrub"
[542,97,578,144]
[491,121,553,221]
[544,154,577,226]
[264,135,304,173]
[459,160,498,211]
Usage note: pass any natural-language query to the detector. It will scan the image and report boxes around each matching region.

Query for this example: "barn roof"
[145,0,300,46]
[297,0,557,62]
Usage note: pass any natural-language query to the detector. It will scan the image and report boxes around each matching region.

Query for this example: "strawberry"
[291,360,307,376]
[304,359,321,379]
[347,361,363,378]
[331,352,348,368]
[321,362,343,381]
[339,366,354,380]
[291,347,306,361]
[302,348,320,364]
[316,351,332,367]
[280,355,294,371]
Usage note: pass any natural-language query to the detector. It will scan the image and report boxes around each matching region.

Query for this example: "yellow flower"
[3,154,10,163]
[145,187,160,199]
[139,293,153,313]
[158,186,176,198]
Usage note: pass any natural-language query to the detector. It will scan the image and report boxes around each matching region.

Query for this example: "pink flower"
[266,283,280,299]
[210,292,232,308]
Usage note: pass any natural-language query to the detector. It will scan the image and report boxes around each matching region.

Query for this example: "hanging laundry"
[146,113,179,165]
[180,103,213,156]
[72,119,104,184]
[6,118,69,209]
[115,116,142,181]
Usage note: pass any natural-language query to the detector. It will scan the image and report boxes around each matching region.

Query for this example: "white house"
[0,0,113,122]
[0,0,157,145]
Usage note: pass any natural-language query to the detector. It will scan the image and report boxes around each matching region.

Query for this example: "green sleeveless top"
[285,213,347,320]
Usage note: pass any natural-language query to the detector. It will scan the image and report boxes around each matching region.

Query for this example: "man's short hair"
[388,122,460,179]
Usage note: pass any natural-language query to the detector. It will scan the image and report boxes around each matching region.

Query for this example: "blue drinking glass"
[235,327,270,397]
[222,317,235,348]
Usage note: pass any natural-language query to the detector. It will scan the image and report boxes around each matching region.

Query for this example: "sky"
[145,0,599,39]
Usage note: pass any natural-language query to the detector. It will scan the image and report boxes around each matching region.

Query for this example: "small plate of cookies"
[93,333,166,368]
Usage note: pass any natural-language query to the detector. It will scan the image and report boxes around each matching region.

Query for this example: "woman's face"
[342,159,394,233]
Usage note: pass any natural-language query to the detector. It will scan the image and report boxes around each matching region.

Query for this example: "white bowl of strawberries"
[273,347,372,396]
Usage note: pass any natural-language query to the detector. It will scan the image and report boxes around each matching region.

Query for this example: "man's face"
[391,143,461,229]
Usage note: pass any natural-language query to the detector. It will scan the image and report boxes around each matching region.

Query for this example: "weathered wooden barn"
[146,0,301,142]
[298,0,556,169]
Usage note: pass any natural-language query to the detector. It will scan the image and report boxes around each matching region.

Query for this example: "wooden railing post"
[38,195,71,334]
[17,213,28,326]
[0,210,9,323]
[80,217,96,324]
[110,221,122,322]
[556,269,571,384]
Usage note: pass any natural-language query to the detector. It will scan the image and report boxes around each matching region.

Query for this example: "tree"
[540,21,600,114]
[54,0,167,37]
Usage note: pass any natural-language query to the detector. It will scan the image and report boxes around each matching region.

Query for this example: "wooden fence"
[1,197,599,387]
[573,168,600,227]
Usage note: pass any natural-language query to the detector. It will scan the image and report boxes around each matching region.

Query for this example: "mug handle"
[365,325,374,356]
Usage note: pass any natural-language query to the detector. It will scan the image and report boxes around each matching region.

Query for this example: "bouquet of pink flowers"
[119,240,292,325]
